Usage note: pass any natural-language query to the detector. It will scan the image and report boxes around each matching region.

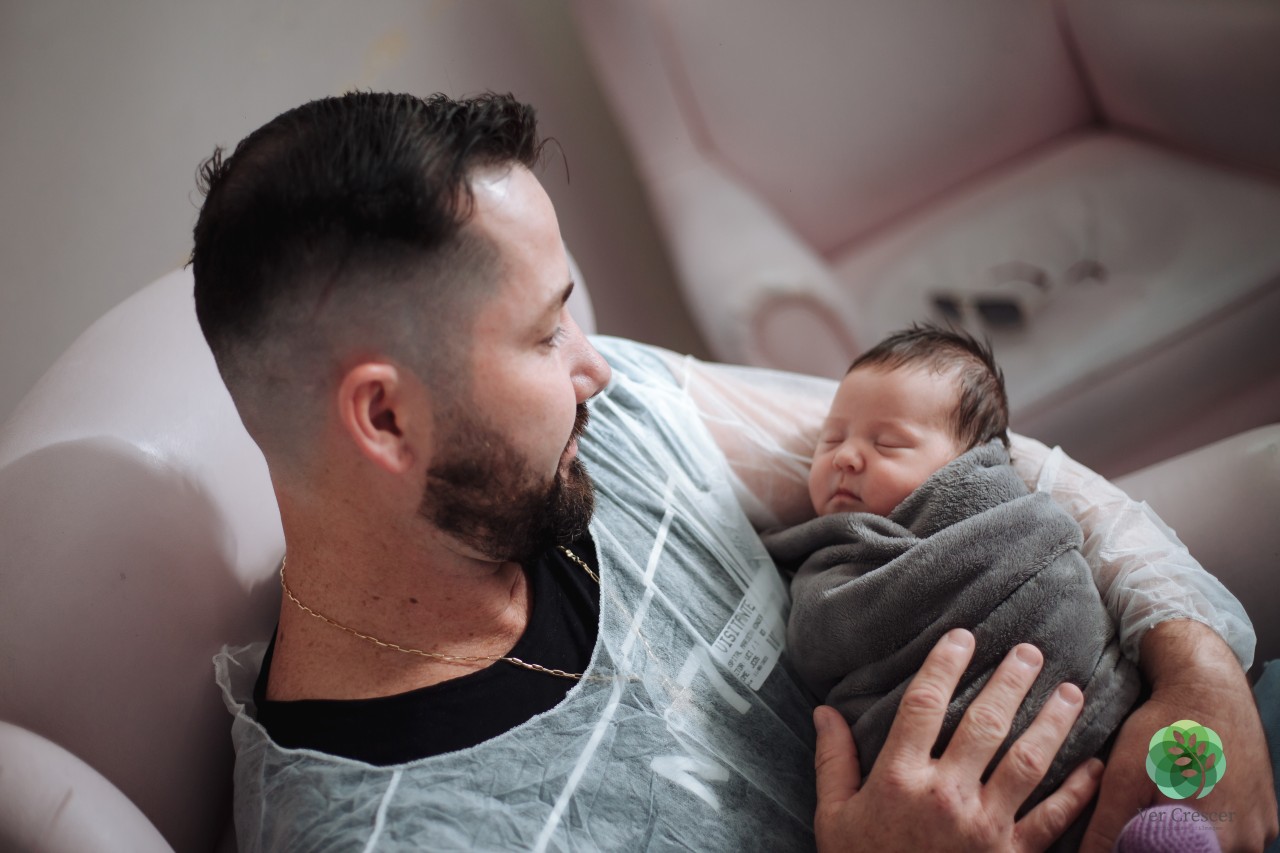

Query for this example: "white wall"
[0,0,708,423]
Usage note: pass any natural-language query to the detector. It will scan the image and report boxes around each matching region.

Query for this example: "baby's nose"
[833,444,863,471]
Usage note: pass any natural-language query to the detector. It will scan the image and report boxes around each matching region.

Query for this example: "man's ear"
[335,362,427,475]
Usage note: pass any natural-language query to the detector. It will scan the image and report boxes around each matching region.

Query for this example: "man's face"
[418,165,612,562]
[808,365,965,517]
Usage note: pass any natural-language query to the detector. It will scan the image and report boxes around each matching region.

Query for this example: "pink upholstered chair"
[573,0,1280,477]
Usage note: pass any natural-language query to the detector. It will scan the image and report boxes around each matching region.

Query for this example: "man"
[197,92,1276,850]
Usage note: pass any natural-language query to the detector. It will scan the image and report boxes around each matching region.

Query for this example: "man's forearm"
[1139,619,1249,696]
[1083,617,1278,852]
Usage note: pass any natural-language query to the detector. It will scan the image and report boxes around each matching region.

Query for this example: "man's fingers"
[1014,758,1104,853]
[813,705,862,808]
[941,643,1044,778]
[878,629,975,772]
[985,682,1085,815]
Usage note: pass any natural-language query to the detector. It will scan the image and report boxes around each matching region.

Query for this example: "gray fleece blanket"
[764,441,1140,805]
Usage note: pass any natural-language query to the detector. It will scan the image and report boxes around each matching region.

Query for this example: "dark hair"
[847,323,1010,449]
[189,92,544,458]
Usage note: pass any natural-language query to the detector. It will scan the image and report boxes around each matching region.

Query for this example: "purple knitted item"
[1114,805,1223,853]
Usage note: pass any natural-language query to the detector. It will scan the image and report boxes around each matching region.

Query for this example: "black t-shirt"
[253,536,601,765]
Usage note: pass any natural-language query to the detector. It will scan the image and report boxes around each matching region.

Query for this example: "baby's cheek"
[806,463,827,514]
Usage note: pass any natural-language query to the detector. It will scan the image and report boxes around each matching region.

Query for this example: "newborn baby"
[763,324,1140,810]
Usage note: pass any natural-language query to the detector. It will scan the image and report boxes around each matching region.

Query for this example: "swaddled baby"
[763,324,1141,811]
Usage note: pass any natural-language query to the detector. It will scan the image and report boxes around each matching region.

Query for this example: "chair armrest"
[1115,425,1280,667]
[0,721,173,853]
[573,0,861,372]
[650,162,862,373]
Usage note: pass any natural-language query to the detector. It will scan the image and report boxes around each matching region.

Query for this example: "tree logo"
[1145,719,1226,799]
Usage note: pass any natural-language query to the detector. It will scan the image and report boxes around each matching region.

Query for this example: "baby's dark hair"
[847,323,1010,450]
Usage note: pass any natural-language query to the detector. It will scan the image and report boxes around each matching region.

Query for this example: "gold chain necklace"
[279,546,600,681]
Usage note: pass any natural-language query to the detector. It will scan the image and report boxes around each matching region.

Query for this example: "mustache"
[570,403,590,442]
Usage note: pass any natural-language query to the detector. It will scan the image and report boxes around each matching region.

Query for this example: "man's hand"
[814,629,1103,852]
[1080,621,1278,853]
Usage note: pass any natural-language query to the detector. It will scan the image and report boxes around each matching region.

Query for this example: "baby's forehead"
[839,362,961,396]
[826,363,961,422]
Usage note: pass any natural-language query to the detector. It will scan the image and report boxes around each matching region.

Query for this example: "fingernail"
[946,629,973,649]
[813,706,834,734]
[1014,644,1042,667]
[1055,683,1083,706]
[1087,758,1104,779]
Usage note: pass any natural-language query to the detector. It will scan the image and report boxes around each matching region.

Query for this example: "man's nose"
[568,318,612,403]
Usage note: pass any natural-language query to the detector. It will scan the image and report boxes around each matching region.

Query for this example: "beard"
[419,403,595,563]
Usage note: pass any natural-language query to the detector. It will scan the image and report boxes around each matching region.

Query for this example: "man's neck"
[266,523,536,701]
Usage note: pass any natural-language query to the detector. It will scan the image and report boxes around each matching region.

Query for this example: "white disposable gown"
[216,337,1253,851]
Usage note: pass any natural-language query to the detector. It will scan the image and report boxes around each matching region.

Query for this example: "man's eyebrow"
[541,281,574,319]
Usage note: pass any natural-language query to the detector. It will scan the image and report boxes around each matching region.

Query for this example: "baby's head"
[809,324,1009,517]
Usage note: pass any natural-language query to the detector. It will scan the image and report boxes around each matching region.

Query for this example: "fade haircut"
[847,323,1010,450]
[191,91,544,463]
